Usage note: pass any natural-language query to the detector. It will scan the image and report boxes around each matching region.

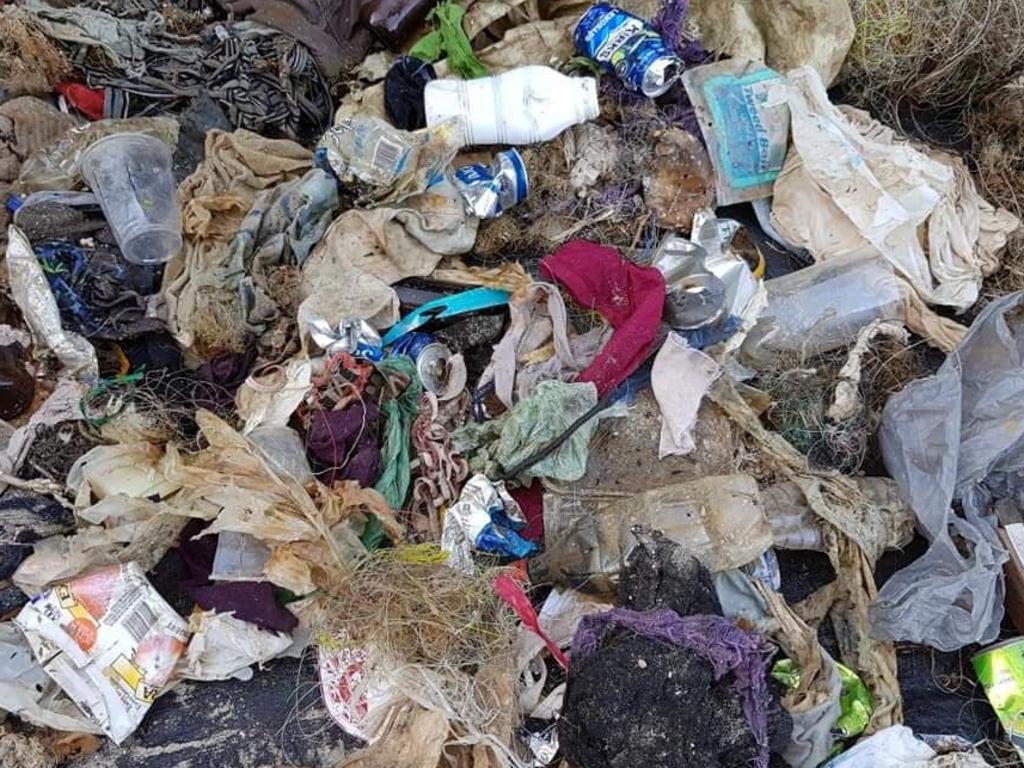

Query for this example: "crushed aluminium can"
[973,637,1024,758]
[453,149,529,219]
[389,331,454,395]
[574,3,682,97]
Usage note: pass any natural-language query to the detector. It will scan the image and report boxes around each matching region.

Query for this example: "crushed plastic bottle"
[574,3,682,97]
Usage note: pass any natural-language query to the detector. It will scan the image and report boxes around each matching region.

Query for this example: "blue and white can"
[574,3,681,97]
[453,149,529,219]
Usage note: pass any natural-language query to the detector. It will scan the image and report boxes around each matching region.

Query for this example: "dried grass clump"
[190,288,250,356]
[971,78,1024,301]
[757,335,932,474]
[319,550,517,672]
[0,9,72,96]
[843,0,1024,125]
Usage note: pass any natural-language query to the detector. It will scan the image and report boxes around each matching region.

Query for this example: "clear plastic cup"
[79,133,182,265]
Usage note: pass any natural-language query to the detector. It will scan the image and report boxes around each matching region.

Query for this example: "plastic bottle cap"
[578,78,600,123]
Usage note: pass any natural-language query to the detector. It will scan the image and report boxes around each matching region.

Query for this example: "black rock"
[619,526,722,616]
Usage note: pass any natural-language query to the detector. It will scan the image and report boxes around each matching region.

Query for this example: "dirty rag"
[161,129,312,352]
[304,401,382,488]
[480,282,580,410]
[651,332,722,457]
[384,56,437,131]
[373,356,423,509]
[409,0,487,79]
[454,380,603,484]
[540,241,666,398]
[297,176,477,337]
[215,0,370,78]
[773,67,1019,311]
[179,519,299,633]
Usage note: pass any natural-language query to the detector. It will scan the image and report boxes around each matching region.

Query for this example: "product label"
[574,4,679,94]
[14,563,188,744]
[974,640,1024,760]
[703,70,789,189]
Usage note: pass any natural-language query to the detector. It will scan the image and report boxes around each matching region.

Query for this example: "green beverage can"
[973,637,1024,758]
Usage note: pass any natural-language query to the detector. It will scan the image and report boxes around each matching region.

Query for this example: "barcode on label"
[371,137,403,173]
[123,601,157,643]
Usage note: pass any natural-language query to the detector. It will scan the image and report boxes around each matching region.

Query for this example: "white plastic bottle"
[424,65,600,146]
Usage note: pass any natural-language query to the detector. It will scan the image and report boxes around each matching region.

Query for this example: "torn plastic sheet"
[708,376,903,729]
[0,622,103,735]
[210,531,273,582]
[178,610,291,682]
[173,412,403,550]
[14,563,189,744]
[513,588,611,726]
[872,293,1024,650]
[6,225,97,379]
[533,474,773,595]
[235,358,313,434]
[67,442,180,505]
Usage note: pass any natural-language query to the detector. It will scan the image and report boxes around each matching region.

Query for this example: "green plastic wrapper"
[772,658,872,741]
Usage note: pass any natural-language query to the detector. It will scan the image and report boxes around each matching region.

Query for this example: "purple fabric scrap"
[304,400,381,487]
[178,519,298,633]
[571,608,775,768]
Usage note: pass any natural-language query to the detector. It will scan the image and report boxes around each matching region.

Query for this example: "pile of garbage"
[4,0,1024,767]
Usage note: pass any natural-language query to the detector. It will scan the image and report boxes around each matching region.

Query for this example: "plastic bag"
[872,293,1024,650]
[823,726,934,767]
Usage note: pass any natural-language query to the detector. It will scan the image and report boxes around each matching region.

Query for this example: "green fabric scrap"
[359,513,387,550]
[409,0,487,79]
[453,380,602,483]
[373,355,423,509]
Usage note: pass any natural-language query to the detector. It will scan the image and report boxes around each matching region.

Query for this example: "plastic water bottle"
[424,65,599,146]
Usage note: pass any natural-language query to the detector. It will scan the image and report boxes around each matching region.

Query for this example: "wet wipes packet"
[683,59,790,205]
[14,562,189,743]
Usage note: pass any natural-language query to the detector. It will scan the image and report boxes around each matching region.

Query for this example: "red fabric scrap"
[540,240,665,397]
[510,481,544,544]
[55,83,104,120]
